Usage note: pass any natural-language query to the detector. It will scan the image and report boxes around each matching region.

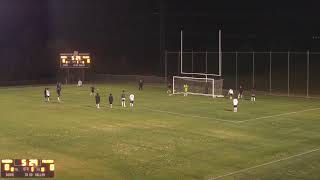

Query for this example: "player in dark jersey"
[167,83,172,94]
[121,90,126,107]
[95,93,100,109]
[251,87,256,101]
[238,85,244,99]
[90,86,95,96]
[56,82,62,101]
[138,79,143,90]
[109,93,114,108]
[44,88,48,102]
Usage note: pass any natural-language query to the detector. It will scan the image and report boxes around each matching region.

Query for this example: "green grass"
[0,83,320,180]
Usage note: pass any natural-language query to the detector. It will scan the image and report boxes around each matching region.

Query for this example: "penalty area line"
[238,107,320,123]
[141,107,237,123]
[209,147,320,180]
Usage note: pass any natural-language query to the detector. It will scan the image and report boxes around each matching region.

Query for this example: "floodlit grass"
[0,83,320,180]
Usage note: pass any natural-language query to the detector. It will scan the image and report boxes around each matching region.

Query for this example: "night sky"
[0,0,319,81]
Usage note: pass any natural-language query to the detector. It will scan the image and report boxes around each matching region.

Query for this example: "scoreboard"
[1,159,54,178]
[60,51,91,68]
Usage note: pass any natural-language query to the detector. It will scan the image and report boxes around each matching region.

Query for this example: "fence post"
[288,51,290,96]
[307,50,310,97]
[205,49,208,74]
[192,49,194,76]
[252,51,255,88]
[165,50,167,84]
[178,51,180,75]
[236,51,238,91]
[269,51,272,95]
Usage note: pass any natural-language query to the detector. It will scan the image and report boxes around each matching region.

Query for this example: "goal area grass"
[0,83,320,179]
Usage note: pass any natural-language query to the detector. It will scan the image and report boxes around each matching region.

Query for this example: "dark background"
[0,0,320,81]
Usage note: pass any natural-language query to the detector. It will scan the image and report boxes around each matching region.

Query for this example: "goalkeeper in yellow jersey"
[183,83,189,96]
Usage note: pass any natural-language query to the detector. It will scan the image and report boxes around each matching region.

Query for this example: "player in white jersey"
[46,88,51,102]
[77,80,83,87]
[233,97,238,112]
[228,89,234,100]
[129,94,135,107]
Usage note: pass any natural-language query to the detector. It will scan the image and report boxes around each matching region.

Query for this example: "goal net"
[173,76,224,97]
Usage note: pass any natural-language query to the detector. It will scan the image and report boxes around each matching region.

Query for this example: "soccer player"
[251,87,256,101]
[95,93,100,109]
[56,82,62,101]
[138,79,143,90]
[167,82,172,94]
[129,93,135,107]
[238,85,244,99]
[183,83,189,96]
[77,80,83,87]
[228,89,234,100]
[233,97,238,112]
[44,88,48,102]
[109,93,113,108]
[90,86,95,96]
[121,90,126,107]
[46,88,50,102]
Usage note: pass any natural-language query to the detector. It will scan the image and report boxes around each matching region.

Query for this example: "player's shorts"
[233,105,238,108]
[252,95,255,97]
[121,98,125,101]
[130,100,134,104]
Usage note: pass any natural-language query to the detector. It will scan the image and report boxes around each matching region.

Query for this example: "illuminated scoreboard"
[1,159,54,178]
[60,51,91,68]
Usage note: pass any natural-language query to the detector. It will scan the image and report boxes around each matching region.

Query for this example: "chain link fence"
[165,51,320,97]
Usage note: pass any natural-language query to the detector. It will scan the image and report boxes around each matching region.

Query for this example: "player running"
[228,89,234,100]
[95,93,100,109]
[138,79,143,90]
[251,87,256,101]
[233,97,238,112]
[56,82,62,101]
[129,93,135,107]
[109,93,113,108]
[121,90,126,107]
[183,83,189,96]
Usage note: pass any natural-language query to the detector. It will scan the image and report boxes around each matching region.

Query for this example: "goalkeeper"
[183,83,189,96]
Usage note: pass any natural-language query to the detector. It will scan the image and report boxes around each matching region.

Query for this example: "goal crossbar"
[172,76,223,98]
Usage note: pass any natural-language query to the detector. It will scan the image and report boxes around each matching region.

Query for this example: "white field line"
[141,107,320,124]
[237,107,320,123]
[141,107,238,123]
[208,148,320,180]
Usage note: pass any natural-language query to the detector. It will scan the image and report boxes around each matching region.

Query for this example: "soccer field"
[1,83,320,180]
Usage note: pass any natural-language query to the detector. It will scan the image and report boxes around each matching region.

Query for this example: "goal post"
[172,76,224,98]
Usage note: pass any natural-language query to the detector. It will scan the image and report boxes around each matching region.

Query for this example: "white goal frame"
[173,76,220,98]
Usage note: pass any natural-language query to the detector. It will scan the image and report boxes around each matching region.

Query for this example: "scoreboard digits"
[1,159,54,178]
[60,51,91,68]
